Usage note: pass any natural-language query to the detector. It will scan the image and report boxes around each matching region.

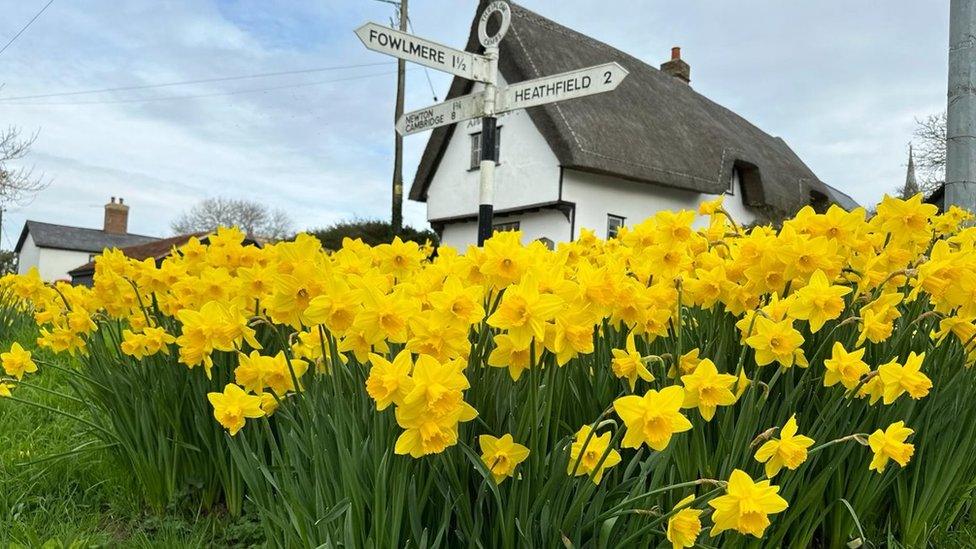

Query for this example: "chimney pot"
[660,46,691,85]
[104,197,130,235]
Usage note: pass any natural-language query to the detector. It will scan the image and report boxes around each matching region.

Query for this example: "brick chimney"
[104,196,129,235]
[660,46,690,84]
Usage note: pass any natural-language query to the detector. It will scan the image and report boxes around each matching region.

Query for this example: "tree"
[171,197,293,241]
[912,111,947,194]
[309,219,438,251]
[0,250,16,275]
[0,126,48,207]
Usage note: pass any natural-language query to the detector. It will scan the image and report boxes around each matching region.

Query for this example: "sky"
[0,0,950,248]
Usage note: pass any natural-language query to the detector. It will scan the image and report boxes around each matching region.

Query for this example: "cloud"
[0,0,950,249]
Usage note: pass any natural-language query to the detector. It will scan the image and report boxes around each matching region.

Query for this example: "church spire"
[902,143,920,198]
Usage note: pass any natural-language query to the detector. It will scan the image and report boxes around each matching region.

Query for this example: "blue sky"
[0,0,949,247]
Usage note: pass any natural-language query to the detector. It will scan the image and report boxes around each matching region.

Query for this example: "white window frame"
[493,220,520,233]
[469,128,502,170]
[607,214,626,239]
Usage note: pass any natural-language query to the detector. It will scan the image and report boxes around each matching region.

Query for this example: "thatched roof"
[409,2,852,213]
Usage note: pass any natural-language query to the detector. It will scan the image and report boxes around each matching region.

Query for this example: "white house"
[409,2,857,249]
[15,197,158,282]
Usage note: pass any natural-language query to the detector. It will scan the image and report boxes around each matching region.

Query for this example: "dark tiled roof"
[410,2,856,213]
[15,220,159,254]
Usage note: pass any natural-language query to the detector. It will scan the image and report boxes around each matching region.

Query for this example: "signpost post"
[357,1,628,246]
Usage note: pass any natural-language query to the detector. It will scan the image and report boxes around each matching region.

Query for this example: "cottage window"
[470,129,501,170]
[607,214,625,239]
[727,169,737,195]
[493,220,520,233]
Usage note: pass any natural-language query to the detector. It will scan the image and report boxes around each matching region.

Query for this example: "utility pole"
[946,0,976,210]
[391,0,407,234]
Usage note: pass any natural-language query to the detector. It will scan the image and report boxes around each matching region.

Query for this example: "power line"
[0,0,55,57]
[407,17,438,101]
[0,61,396,102]
[0,69,412,106]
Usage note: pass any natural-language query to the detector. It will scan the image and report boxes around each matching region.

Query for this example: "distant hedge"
[308,220,438,251]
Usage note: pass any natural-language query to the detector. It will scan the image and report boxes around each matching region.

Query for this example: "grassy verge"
[0,327,264,548]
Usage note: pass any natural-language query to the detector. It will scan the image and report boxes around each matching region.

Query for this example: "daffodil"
[614,386,692,451]
[745,317,804,368]
[479,434,530,483]
[754,415,815,477]
[567,425,621,484]
[877,352,932,404]
[611,332,654,390]
[788,270,851,333]
[680,359,737,421]
[1,342,37,381]
[823,342,869,390]
[366,350,415,410]
[486,274,563,348]
[709,469,788,538]
[207,383,265,436]
[667,495,703,549]
[868,421,915,473]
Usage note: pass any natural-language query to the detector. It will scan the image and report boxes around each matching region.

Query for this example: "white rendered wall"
[38,248,91,283]
[424,75,562,221]
[18,235,90,282]
[562,169,758,239]
[16,234,41,276]
[439,209,570,250]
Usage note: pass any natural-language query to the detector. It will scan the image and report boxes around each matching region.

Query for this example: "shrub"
[2,195,976,547]
[309,219,438,250]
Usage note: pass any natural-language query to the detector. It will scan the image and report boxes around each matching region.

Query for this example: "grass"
[0,326,264,548]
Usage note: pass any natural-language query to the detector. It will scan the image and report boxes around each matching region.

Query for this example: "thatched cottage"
[408,2,856,249]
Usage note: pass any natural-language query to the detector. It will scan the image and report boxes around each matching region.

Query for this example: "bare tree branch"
[0,126,48,207]
[912,111,946,194]
[171,197,293,241]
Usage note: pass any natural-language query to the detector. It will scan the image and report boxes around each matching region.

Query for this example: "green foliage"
[227,292,976,548]
[309,219,438,251]
[0,321,264,547]
[0,250,16,275]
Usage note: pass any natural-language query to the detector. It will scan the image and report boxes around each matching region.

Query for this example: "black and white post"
[475,2,509,245]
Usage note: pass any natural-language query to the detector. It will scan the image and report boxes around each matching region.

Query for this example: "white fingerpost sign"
[357,1,628,246]
[497,62,629,112]
[395,93,485,136]
[355,23,490,82]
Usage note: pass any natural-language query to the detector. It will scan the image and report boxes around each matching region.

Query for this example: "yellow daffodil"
[611,332,654,390]
[487,333,533,381]
[479,433,530,483]
[680,359,737,421]
[745,317,804,368]
[877,352,932,404]
[709,469,788,538]
[667,495,703,549]
[486,274,563,348]
[365,350,415,410]
[823,342,869,390]
[754,415,815,477]
[1,343,37,381]
[567,425,621,484]
[868,421,915,473]
[614,386,692,451]
[207,383,265,436]
[788,270,851,333]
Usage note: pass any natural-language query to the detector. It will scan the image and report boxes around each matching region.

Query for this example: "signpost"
[395,93,485,136]
[357,1,628,246]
